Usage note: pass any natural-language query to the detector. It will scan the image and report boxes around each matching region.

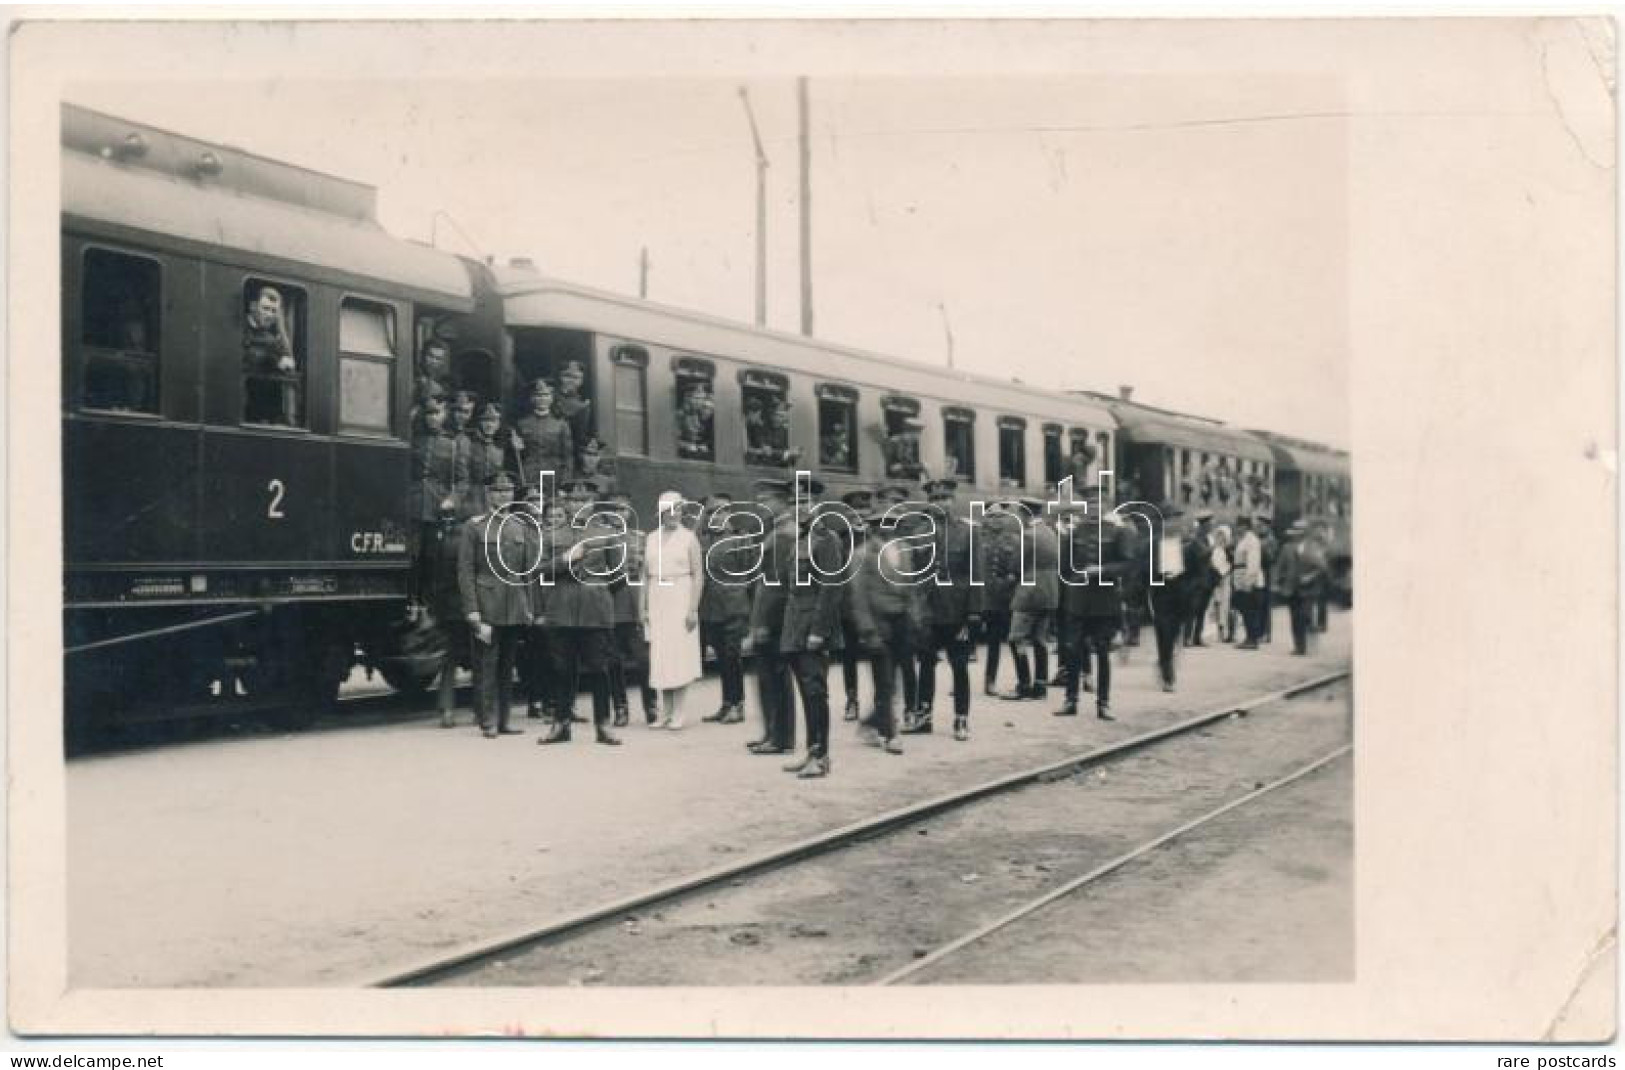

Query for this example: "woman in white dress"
[642,490,705,729]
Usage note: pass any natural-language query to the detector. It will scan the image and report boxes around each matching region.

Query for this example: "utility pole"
[738,87,769,327]
[639,246,650,299]
[798,76,813,338]
[937,300,956,370]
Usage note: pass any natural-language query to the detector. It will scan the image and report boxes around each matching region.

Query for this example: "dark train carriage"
[1251,431,1353,601]
[61,105,495,735]
[1078,389,1277,525]
[493,271,1119,520]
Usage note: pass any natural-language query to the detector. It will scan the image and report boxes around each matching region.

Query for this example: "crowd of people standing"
[410,378,1338,776]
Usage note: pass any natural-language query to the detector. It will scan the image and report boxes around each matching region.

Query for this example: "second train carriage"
[61,105,503,737]
[1250,431,1353,603]
[492,267,1121,522]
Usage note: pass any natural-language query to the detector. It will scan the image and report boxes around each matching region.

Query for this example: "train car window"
[742,369,798,467]
[80,248,161,414]
[1096,431,1112,473]
[881,395,925,479]
[943,407,976,481]
[614,346,651,457]
[1042,424,1064,485]
[242,279,307,427]
[672,355,714,461]
[817,384,859,472]
[998,416,1026,487]
[338,298,396,434]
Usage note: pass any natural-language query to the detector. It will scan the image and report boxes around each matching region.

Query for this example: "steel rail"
[365,667,1351,987]
[876,742,1353,985]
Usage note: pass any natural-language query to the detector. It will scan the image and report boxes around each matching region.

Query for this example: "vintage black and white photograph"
[8,15,1615,1042]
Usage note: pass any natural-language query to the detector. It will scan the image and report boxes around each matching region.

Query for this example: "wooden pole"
[798,76,813,338]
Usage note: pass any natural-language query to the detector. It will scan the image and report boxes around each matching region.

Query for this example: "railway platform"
[67,606,1352,988]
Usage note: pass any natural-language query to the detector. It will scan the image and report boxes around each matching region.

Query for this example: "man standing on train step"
[457,472,537,739]
[464,403,508,520]
[904,479,985,742]
[698,493,755,725]
[510,378,574,486]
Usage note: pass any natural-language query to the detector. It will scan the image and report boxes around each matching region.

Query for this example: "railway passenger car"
[493,268,1120,520]
[1251,431,1353,602]
[1075,388,1277,525]
[61,105,501,739]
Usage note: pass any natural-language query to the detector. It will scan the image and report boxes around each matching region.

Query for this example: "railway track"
[366,667,1352,988]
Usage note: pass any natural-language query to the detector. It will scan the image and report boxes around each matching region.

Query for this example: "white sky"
[67,75,1350,447]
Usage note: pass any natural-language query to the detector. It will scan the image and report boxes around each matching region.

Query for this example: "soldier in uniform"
[536,484,623,747]
[698,493,754,725]
[1054,491,1129,719]
[463,403,508,519]
[608,515,657,728]
[1271,520,1323,655]
[745,478,842,776]
[410,398,458,600]
[521,491,564,721]
[425,494,468,729]
[555,360,593,471]
[904,479,985,741]
[457,472,537,739]
[873,483,923,716]
[510,378,575,486]
[446,390,480,521]
[835,490,877,721]
[852,507,914,754]
[1002,497,1059,702]
[882,417,926,480]
[979,503,1023,696]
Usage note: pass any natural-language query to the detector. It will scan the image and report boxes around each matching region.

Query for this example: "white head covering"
[657,490,684,514]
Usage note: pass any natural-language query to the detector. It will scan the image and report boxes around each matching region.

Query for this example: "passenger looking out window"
[242,281,304,426]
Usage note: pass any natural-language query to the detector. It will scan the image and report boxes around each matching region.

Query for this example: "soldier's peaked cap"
[841,489,875,509]
[561,478,600,494]
[924,479,958,495]
[486,471,517,490]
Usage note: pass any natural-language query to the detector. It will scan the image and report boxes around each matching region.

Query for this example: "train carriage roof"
[498,274,1119,429]
[1248,431,1350,477]
[1075,392,1275,463]
[62,105,472,308]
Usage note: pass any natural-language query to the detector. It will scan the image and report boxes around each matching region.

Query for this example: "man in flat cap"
[1054,491,1129,720]
[1183,508,1218,647]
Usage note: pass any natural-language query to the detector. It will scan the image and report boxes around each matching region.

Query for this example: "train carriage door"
[510,325,598,463]
[998,416,1026,490]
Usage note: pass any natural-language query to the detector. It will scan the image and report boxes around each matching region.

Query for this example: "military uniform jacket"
[698,527,757,624]
[610,528,644,624]
[457,512,539,627]
[544,522,617,629]
[981,521,1023,612]
[1272,538,1325,597]
[923,518,986,625]
[852,538,916,622]
[513,411,575,481]
[460,432,506,519]
[1059,520,1131,619]
[748,517,842,653]
[1010,522,1061,614]
[411,430,458,523]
